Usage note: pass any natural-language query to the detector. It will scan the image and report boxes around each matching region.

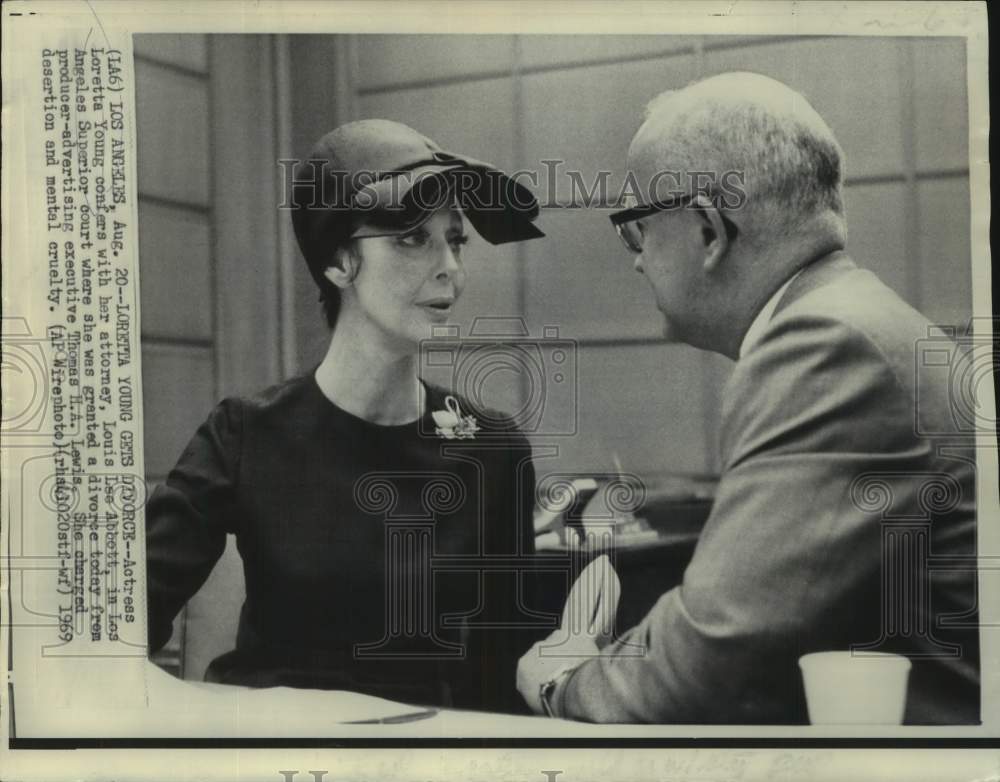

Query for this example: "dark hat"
[290,119,545,288]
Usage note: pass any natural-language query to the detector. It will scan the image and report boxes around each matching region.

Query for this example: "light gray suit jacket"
[559,251,979,724]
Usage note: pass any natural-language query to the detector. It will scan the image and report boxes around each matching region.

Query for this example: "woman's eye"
[396,230,429,248]
[448,234,470,250]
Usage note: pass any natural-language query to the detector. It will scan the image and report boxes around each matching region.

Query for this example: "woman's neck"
[314,322,424,426]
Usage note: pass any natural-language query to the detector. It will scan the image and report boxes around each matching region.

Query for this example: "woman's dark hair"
[319,274,341,330]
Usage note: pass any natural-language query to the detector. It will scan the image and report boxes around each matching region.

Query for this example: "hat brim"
[355,162,545,244]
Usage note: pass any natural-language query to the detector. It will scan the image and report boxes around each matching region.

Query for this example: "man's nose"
[634,254,644,274]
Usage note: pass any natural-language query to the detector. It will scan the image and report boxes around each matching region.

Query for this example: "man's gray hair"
[641,72,845,233]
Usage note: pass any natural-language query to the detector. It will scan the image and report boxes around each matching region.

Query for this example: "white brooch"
[432,395,480,440]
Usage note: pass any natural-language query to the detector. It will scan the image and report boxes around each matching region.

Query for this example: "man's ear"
[692,194,731,273]
[323,247,358,289]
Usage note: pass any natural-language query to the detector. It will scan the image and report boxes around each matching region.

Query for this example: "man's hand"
[517,554,620,715]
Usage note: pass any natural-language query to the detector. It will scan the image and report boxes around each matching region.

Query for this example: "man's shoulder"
[740,263,931,387]
[720,269,920,445]
[718,263,959,458]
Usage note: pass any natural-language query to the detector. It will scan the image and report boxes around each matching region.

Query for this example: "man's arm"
[557,316,916,723]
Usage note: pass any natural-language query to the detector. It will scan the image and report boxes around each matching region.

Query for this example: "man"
[517,72,979,724]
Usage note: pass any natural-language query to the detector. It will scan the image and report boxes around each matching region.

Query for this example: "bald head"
[630,72,846,241]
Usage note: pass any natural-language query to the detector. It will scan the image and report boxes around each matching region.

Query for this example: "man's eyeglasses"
[609,193,737,254]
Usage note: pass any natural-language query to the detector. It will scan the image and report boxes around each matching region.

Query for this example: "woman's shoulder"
[209,373,318,425]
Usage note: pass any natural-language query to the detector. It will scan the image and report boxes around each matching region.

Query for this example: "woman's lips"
[418,299,455,320]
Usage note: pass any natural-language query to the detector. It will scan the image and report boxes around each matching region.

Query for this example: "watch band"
[539,665,576,718]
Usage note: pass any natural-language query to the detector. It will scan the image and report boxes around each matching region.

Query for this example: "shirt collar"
[738,268,804,359]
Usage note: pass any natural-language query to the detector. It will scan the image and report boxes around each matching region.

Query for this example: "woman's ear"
[323,247,359,289]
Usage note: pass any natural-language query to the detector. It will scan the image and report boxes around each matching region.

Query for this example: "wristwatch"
[538,665,576,718]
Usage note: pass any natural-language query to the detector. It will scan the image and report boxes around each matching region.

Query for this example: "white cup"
[798,651,911,725]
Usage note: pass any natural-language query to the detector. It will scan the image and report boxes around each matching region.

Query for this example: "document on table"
[146,664,437,733]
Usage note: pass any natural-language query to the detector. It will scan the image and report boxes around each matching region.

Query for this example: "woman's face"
[338,205,469,349]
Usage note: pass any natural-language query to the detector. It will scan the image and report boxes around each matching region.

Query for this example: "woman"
[145,120,544,712]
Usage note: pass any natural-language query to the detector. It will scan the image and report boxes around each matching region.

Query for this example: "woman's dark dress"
[145,372,538,712]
